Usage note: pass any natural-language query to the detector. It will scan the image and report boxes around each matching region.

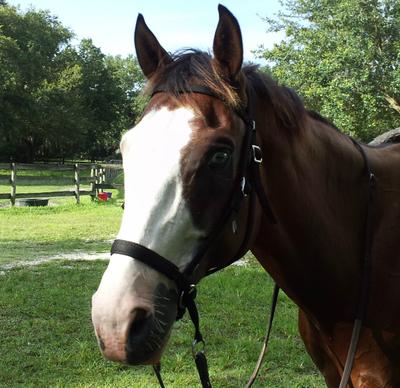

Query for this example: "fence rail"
[0,162,123,205]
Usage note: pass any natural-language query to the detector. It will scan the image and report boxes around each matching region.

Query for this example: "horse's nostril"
[130,308,150,335]
[129,308,152,340]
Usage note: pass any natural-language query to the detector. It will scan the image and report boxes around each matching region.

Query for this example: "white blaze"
[92,106,202,353]
[117,106,202,270]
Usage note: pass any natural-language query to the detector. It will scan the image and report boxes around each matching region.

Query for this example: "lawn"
[0,164,124,264]
[0,201,122,265]
[0,260,324,387]
[0,174,324,387]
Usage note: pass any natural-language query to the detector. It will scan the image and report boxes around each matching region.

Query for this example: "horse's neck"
[253,114,368,320]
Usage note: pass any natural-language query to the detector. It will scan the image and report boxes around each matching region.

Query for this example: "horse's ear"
[134,14,172,79]
[213,4,243,81]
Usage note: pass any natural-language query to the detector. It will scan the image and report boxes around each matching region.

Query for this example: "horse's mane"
[307,110,340,131]
[147,50,307,133]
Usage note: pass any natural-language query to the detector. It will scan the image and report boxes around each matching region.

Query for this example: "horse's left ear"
[134,14,172,79]
[213,4,243,81]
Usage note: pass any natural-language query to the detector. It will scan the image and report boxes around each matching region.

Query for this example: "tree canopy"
[0,3,145,162]
[259,0,400,141]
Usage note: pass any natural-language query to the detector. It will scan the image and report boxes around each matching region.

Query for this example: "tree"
[77,39,125,160]
[258,0,400,140]
[0,4,73,161]
[105,54,147,129]
[35,47,88,161]
[0,4,146,162]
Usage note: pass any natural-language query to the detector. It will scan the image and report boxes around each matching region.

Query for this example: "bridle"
[110,84,376,388]
[111,83,278,387]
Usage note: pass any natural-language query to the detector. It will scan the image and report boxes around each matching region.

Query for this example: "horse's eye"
[208,149,232,170]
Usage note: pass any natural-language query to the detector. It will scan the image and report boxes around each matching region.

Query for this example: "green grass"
[0,201,123,265]
[0,171,324,387]
[0,164,124,264]
[0,260,324,387]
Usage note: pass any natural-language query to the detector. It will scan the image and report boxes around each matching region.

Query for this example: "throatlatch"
[111,84,278,388]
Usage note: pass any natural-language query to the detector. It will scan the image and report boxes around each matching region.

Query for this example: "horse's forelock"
[144,50,244,109]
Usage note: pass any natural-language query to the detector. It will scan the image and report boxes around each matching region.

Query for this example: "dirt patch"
[0,251,248,273]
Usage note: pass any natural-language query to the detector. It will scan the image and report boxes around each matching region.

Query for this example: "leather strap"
[116,83,279,388]
[152,364,165,388]
[338,141,376,388]
[250,161,277,224]
[111,240,191,292]
[245,284,280,388]
[152,84,253,127]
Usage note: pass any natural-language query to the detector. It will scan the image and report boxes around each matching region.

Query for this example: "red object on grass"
[98,192,108,201]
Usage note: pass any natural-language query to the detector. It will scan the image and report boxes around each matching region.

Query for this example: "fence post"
[99,166,104,193]
[10,162,16,206]
[90,166,95,200]
[102,167,106,188]
[95,165,100,196]
[74,163,80,204]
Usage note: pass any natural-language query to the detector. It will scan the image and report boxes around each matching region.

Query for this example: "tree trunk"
[384,94,400,115]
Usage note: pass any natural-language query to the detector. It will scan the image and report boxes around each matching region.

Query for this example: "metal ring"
[252,145,263,163]
[192,339,206,357]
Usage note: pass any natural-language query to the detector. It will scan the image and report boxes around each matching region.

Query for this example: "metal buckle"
[232,219,238,235]
[241,177,248,197]
[178,284,197,310]
[252,145,263,163]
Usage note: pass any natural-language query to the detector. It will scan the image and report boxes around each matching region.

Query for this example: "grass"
[0,167,324,387]
[0,201,123,265]
[0,164,124,264]
[0,260,324,387]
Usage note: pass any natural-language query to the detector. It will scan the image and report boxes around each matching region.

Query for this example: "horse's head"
[91,5,253,365]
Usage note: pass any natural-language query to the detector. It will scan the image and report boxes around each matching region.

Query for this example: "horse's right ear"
[134,14,172,79]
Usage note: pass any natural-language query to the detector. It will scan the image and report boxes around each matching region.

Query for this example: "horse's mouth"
[125,307,174,365]
[123,283,179,365]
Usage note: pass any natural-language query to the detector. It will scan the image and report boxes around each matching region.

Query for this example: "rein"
[111,85,376,388]
[338,140,376,388]
[111,84,278,387]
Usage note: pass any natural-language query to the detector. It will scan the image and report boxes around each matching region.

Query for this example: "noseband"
[111,84,277,387]
[110,84,376,388]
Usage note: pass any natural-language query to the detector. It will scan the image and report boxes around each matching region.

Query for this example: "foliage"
[258,0,400,140]
[0,4,145,162]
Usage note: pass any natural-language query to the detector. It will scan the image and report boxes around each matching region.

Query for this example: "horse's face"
[92,5,246,365]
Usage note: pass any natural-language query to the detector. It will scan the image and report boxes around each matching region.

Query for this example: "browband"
[151,84,253,127]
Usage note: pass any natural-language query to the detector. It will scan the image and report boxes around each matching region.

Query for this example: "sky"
[8,0,285,63]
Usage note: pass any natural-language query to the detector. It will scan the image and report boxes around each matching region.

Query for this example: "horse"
[91,5,400,387]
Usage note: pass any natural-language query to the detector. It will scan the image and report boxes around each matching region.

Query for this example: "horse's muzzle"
[92,283,178,365]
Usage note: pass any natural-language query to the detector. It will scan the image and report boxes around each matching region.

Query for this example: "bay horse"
[91,5,400,387]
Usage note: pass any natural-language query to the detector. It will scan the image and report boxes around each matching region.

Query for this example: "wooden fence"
[0,162,123,206]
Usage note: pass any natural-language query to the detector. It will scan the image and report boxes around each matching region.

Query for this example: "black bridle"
[111,84,278,387]
[110,85,375,388]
